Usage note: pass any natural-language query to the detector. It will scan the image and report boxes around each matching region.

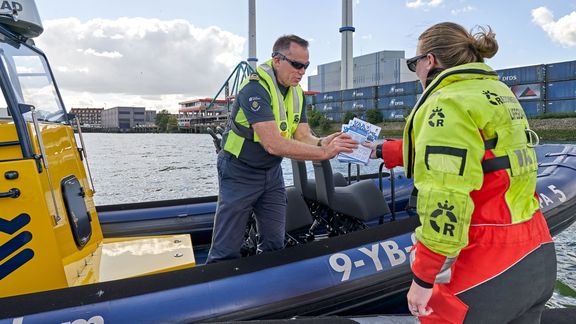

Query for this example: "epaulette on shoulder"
[249,73,260,81]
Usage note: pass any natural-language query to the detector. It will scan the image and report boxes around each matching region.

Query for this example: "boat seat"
[291,159,347,201]
[285,186,314,232]
[313,160,390,221]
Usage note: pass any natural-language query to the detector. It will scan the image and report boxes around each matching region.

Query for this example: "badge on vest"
[280,122,288,131]
[294,116,300,123]
[249,73,260,81]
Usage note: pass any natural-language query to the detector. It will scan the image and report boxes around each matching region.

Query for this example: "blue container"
[324,112,342,123]
[416,82,423,94]
[520,100,545,117]
[353,86,377,99]
[546,80,576,100]
[305,94,315,106]
[315,90,342,103]
[342,99,376,112]
[378,81,420,97]
[377,95,417,109]
[316,102,341,113]
[510,83,545,101]
[497,65,545,85]
[545,99,576,114]
[341,89,356,101]
[380,109,408,121]
[546,60,576,82]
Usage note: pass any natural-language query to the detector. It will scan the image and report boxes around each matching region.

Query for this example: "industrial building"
[69,107,104,127]
[101,106,156,132]
[177,98,230,132]
[307,50,418,93]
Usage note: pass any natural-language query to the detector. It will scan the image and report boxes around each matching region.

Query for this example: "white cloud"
[406,0,443,9]
[36,17,245,111]
[532,7,576,47]
[361,34,373,40]
[451,6,476,16]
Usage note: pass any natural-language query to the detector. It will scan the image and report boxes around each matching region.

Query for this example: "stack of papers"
[337,118,381,165]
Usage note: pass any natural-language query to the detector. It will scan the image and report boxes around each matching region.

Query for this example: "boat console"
[0,0,195,299]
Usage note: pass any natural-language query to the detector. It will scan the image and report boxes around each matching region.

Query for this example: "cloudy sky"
[33,0,576,112]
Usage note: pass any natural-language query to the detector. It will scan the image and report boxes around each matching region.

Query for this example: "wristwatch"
[376,144,383,159]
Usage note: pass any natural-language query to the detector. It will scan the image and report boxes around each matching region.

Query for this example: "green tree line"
[155,109,179,133]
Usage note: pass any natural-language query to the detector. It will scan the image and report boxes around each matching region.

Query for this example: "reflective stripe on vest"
[230,63,301,141]
[259,63,301,137]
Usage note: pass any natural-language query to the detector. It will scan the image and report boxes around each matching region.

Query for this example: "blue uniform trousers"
[206,151,286,263]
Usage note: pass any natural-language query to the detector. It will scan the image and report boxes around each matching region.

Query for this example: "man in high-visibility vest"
[206,35,357,263]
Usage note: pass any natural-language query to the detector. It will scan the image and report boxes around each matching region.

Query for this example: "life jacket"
[224,59,303,157]
[402,62,540,258]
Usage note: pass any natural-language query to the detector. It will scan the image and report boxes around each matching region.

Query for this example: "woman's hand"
[406,280,434,317]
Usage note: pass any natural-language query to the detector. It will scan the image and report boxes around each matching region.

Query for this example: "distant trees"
[343,111,357,124]
[366,108,383,125]
[155,109,178,133]
[308,109,324,128]
[308,109,332,132]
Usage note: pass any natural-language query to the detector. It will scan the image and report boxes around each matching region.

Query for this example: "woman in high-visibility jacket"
[371,22,556,323]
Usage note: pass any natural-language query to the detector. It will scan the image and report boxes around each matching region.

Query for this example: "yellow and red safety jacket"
[386,63,553,322]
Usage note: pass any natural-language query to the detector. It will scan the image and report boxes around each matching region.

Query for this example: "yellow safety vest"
[224,59,303,157]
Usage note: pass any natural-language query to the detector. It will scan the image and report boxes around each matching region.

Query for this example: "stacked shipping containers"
[310,59,576,122]
[546,61,576,114]
[496,65,546,117]
[314,90,343,122]
[341,86,378,121]
[376,81,422,120]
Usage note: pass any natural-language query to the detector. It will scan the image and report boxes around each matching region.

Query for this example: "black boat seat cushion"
[291,159,347,201]
[313,160,390,221]
[285,186,314,232]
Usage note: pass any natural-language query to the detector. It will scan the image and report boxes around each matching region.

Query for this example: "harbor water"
[82,133,576,308]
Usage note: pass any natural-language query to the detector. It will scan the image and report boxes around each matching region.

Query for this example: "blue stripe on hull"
[4,232,414,323]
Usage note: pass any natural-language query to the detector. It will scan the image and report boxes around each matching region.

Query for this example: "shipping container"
[545,99,576,115]
[416,82,424,94]
[380,109,408,121]
[378,81,420,97]
[353,86,377,99]
[316,102,342,113]
[305,95,315,107]
[546,60,576,82]
[510,83,545,101]
[324,112,343,123]
[546,80,576,100]
[520,100,545,117]
[342,89,356,101]
[342,86,377,101]
[496,65,545,86]
[342,99,376,112]
[377,95,417,110]
[315,90,342,103]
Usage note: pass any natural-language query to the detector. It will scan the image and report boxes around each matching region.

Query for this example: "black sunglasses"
[406,53,428,72]
[273,52,310,70]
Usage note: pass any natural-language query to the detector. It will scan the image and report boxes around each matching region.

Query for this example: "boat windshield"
[0,40,66,123]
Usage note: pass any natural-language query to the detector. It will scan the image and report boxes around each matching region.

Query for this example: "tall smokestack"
[340,0,354,90]
[248,0,257,70]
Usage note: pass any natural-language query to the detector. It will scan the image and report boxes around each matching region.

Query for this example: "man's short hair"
[272,35,309,54]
